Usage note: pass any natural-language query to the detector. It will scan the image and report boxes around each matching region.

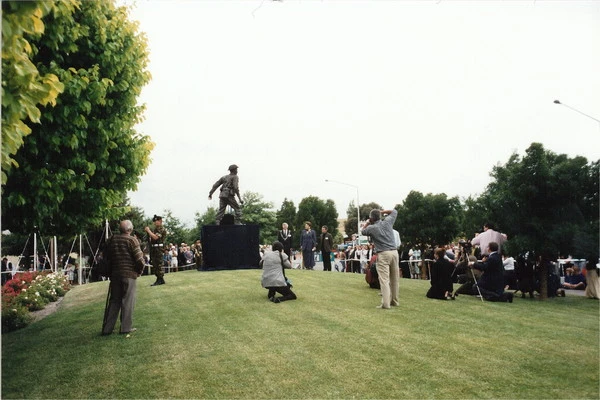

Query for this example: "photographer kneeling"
[469,241,513,303]
[261,241,297,303]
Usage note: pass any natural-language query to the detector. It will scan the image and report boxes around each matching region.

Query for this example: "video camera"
[458,239,472,251]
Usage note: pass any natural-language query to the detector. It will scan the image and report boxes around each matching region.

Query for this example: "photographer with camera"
[362,208,400,309]
[450,241,481,298]
[469,241,513,303]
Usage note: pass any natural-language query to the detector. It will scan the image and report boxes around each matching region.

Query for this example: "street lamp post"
[324,179,361,240]
[553,100,600,124]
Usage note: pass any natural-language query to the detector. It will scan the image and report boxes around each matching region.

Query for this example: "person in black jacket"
[318,225,334,271]
[470,242,513,302]
[277,223,293,259]
[427,248,454,300]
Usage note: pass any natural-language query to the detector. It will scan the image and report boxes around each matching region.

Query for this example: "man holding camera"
[469,241,513,302]
[362,208,400,309]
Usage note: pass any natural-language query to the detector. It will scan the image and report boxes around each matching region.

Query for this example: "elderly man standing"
[102,220,146,336]
[362,208,400,309]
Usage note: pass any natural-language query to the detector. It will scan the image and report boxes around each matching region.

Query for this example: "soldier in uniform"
[208,164,244,225]
[145,215,167,286]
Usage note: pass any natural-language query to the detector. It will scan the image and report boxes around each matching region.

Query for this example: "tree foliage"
[460,195,492,240]
[191,207,217,242]
[275,198,297,232]
[241,191,277,244]
[161,210,189,248]
[1,0,77,185]
[344,201,382,238]
[486,143,598,260]
[295,196,339,246]
[2,0,153,236]
[395,191,462,252]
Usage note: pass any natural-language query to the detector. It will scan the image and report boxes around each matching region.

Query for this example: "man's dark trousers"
[323,252,331,271]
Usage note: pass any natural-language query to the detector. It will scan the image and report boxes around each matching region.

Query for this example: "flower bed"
[2,271,71,332]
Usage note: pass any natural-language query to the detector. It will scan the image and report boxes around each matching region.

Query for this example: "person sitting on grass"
[260,241,297,303]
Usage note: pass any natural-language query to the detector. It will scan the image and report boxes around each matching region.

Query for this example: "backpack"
[365,255,380,289]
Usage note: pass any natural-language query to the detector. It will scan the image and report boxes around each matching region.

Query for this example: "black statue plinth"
[200,224,260,270]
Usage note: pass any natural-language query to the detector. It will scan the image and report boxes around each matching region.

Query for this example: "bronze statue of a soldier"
[208,164,244,225]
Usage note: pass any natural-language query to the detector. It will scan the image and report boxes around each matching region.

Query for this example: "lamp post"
[553,100,600,124]
[325,179,361,240]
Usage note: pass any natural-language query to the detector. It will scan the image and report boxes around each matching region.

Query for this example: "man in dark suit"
[318,225,334,271]
[277,222,293,259]
[470,241,513,302]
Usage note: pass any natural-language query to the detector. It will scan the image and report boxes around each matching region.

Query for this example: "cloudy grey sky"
[124,0,600,227]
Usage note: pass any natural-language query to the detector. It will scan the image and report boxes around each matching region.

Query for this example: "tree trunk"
[539,260,548,300]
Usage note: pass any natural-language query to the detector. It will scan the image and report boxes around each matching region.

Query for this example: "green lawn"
[2,269,599,399]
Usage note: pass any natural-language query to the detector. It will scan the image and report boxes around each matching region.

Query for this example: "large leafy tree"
[395,191,462,252]
[2,0,153,236]
[295,196,339,246]
[486,143,598,260]
[483,143,598,299]
[1,0,76,185]
[241,191,277,244]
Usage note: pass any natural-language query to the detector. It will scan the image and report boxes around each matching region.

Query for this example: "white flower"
[22,289,27,292]
[12,309,17,313]
[35,292,40,296]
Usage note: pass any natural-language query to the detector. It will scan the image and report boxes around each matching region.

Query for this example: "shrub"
[1,304,32,332]
[1,271,70,332]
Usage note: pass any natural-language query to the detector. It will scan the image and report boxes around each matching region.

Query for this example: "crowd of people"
[264,219,599,306]
[3,207,598,335]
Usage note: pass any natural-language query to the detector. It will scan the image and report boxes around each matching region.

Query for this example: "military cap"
[228,164,239,171]
[152,215,163,222]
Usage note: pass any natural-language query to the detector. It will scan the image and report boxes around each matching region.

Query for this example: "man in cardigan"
[102,220,146,335]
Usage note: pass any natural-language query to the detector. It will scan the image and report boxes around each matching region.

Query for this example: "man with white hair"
[362,208,400,309]
[102,220,145,335]
[277,222,293,259]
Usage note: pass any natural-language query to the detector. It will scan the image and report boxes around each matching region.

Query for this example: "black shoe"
[160,277,166,285]
[151,279,160,286]
[270,297,281,304]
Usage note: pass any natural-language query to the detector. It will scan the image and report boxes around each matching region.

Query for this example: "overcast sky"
[124,0,600,227]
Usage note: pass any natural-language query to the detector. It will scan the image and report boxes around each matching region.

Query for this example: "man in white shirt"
[471,223,507,257]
